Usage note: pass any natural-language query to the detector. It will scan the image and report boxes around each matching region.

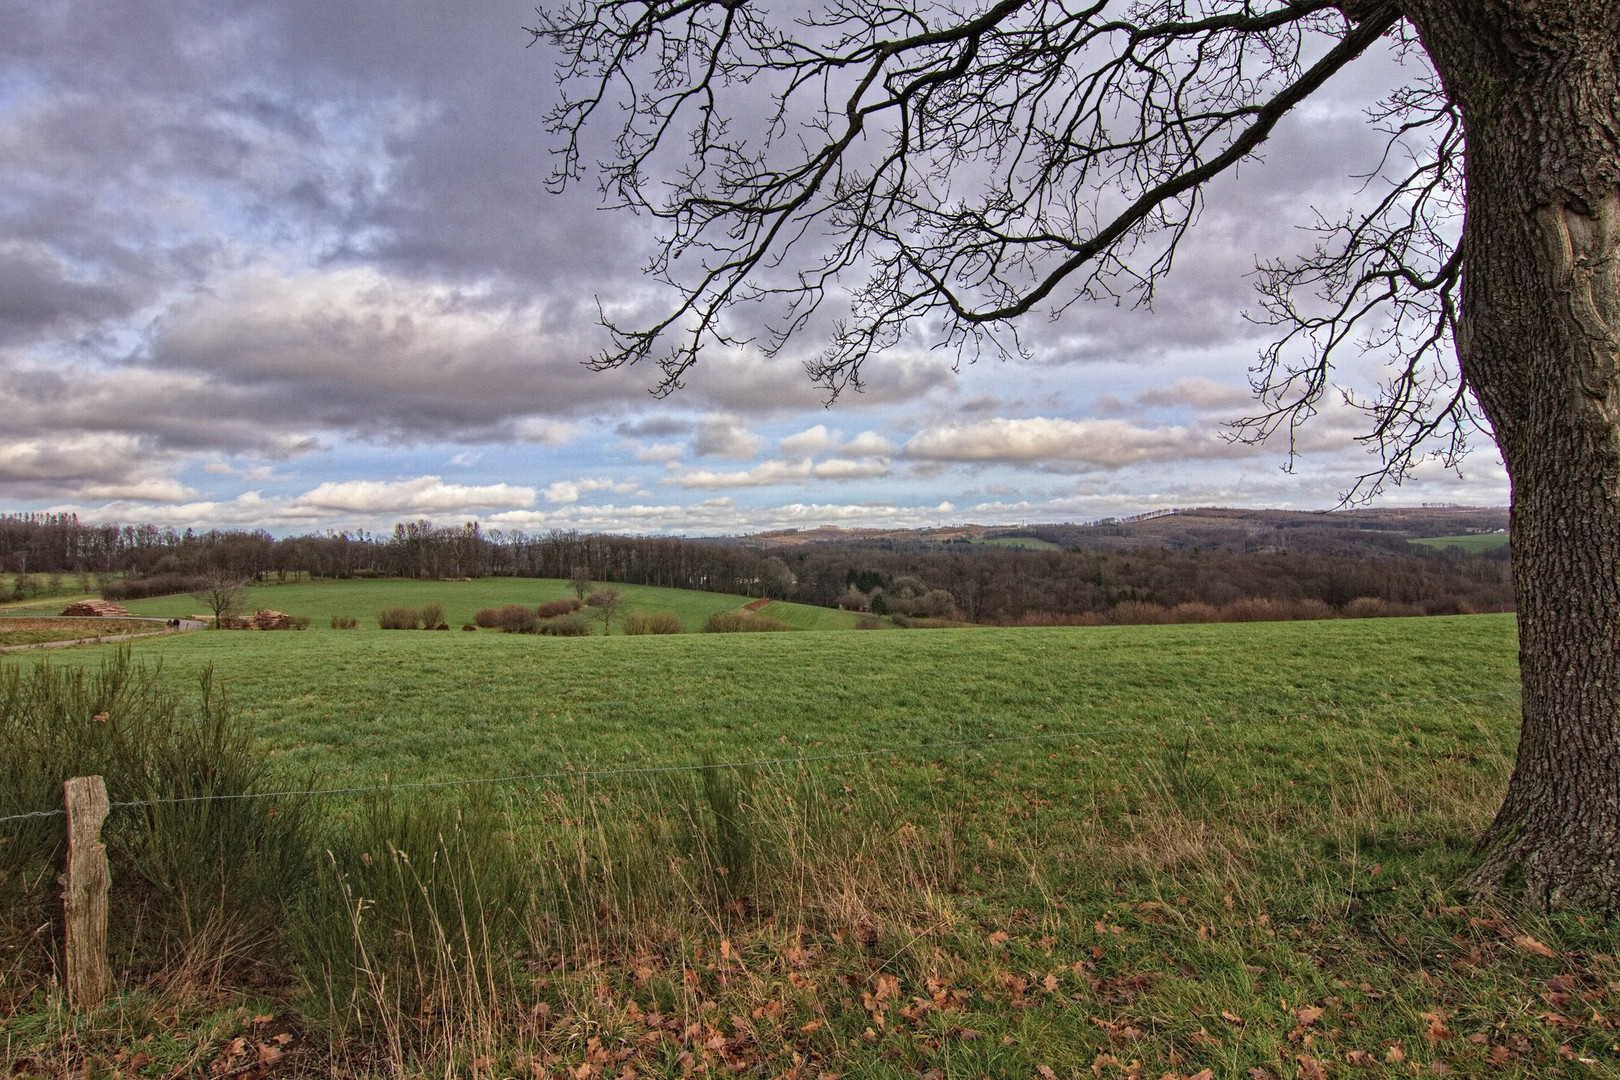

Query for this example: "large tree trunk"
[1406,1,1620,909]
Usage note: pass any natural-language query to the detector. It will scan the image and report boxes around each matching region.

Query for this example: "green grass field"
[974,535,1065,551]
[1410,532,1511,552]
[10,600,1617,1080]
[112,576,860,634]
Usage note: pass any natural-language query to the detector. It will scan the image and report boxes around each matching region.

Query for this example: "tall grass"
[0,652,315,990]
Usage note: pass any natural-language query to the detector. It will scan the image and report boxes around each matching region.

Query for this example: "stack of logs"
[60,600,133,618]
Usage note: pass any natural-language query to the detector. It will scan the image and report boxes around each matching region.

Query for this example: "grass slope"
[1410,533,1510,552]
[116,577,838,634]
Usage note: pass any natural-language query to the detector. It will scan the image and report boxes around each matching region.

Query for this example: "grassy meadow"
[1409,533,1511,553]
[103,576,874,634]
[4,583,1617,1079]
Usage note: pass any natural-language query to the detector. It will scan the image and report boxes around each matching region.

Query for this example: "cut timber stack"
[251,610,293,630]
[60,600,132,618]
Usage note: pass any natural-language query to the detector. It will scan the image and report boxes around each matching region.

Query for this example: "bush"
[703,611,792,633]
[1,653,315,978]
[418,601,445,628]
[537,597,583,619]
[474,607,502,628]
[378,607,422,630]
[494,605,538,634]
[1343,596,1392,618]
[624,611,685,635]
[289,615,311,630]
[537,613,591,636]
[1220,597,1294,623]
[1109,600,1172,625]
[855,617,883,630]
[330,615,359,629]
[1168,602,1221,623]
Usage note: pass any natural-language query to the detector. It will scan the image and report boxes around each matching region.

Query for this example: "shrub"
[703,611,792,633]
[330,615,359,629]
[289,615,311,630]
[537,597,583,619]
[1,653,315,979]
[1220,597,1294,623]
[1168,602,1221,623]
[474,607,503,628]
[855,617,883,630]
[495,605,538,634]
[1109,600,1172,625]
[624,611,685,635]
[378,607,421,630]
[1292,597,1336,621]
[418,601,445,628]
[1343,596,1392,618]
[538,613,591,636]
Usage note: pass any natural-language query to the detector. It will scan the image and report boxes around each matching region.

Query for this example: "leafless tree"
[570,565,593,602]
[531,0,1620,908]
[190,570,249,629]
[586,587,626,634]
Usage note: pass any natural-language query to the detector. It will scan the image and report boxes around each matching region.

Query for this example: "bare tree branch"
[530,0,1410,404]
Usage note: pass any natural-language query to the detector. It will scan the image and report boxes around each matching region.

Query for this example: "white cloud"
[633,441,685,462]
[543,477,642,504]
[811,458,891,480]
[669,460,813,489]
[841,431,894,458]
[779,425,833,457]
[292,475,535,514]
[902,417,1249,470]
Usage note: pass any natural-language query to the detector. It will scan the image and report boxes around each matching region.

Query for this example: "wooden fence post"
[62,775,112,1010]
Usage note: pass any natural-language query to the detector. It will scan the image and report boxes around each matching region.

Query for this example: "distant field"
[114,577,850,634]
[975,535,1064,551]
[1411,532,1510,552]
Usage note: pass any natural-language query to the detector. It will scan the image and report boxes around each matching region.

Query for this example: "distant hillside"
[740,507,1514,624]
[745,506,1509,559]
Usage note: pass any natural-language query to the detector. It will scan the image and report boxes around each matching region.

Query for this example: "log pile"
[250,610,293,630]
[60,600,133,618]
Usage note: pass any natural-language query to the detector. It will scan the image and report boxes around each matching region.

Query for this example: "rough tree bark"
[1406,0,1620,909]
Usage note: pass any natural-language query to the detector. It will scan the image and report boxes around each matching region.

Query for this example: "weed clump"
[330,615,359,629]
[296,792,529,1047]
[624,611,684,635]
[703,611,792,633]
[537,613,590,636]
[378,607,422,630]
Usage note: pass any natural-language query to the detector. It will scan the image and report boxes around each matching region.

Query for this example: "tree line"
[0,511,1511,621]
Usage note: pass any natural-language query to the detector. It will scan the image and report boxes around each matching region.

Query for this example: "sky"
[0,1,1510,538]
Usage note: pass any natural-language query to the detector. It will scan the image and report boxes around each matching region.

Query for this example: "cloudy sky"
[0,1,1508,538]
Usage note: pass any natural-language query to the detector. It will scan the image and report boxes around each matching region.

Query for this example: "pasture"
[1409,533,1511,553]
[5,595,1615,1080]
[109,576,873,634]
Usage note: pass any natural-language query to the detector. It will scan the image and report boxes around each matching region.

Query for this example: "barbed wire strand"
[0,688,1522,825]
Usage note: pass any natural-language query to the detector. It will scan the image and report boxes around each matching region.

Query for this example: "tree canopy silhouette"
[530,0,1620,909]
